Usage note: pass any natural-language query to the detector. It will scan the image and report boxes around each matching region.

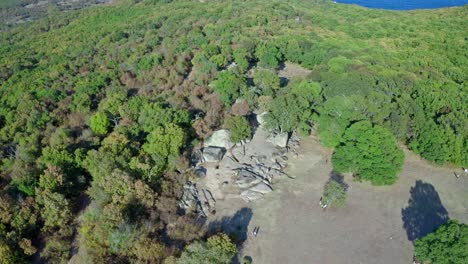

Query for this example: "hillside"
[0,0,466,262]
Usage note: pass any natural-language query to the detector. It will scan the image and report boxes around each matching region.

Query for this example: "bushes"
[322,177,347,208]
[225,116,251,143]
[177,233,237,264]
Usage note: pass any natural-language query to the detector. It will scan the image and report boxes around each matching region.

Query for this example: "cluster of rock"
[178,182,216,217]
[230,141,292,202]
[179,113,301,215]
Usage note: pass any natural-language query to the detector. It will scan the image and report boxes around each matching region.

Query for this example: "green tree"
[332,121,404,185]
[213,71,246,106]
[225,116,251,144]
[0,241,21,264]
[318,115,348,148]
[414,220,467,264]
[253,69,280,96]
[36,190,71,229]
[265,81,321,134]
[90,112,111,135]
[177,233,237,264]
[255,42,282,68]
[143,123,186,163]
[322,178,347,208]
[233,48,250,73]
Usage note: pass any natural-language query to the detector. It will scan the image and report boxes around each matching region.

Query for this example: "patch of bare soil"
[277,62,312,80]
[214,136,468,263]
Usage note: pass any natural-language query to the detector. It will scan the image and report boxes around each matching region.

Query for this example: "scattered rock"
[204,129,234,150]
[240,189,264,202]
[221,156,242,170]
[190,149,203,167]
[179,182,216,217]
[235,169,262,189]
[267,132,289,148]
[184,125,301,208]
[203,147,226,162]
[250,182,273,194]
[194,167,207,178]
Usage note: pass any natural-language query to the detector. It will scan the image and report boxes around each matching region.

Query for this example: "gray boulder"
[240,190,264,202]
[221,156,241,170]
[235,169,262,189]
[190,150,203,167]
[256,112,268,127]
[267,132,289,148]
[193,167,207,178]
[250,182,273,194]
[204,129,234,149]
[203,147,226,162]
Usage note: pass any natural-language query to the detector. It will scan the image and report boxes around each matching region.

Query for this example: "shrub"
[225,116,251,143]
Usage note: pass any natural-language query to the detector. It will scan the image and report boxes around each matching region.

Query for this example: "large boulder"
[240,190,264,202]
[204,129,234,149]
[203,147,226,162]
[267,132,289,148]
[193,166,207,178]
[235,169,262,189]
[190,150,203,167]
[256,112,268,127]
[250,182,273,194]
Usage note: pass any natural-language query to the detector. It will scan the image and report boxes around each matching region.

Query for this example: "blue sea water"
[334,0,468,10]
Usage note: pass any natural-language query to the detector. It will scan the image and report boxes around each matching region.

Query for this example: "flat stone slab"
[203,146,226,162]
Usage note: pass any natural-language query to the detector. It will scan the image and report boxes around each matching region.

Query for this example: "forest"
[0,0,466,263]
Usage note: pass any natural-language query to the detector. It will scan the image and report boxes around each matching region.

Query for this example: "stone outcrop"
[179,182,216,217]
[256,112,268,127]
[267,132,289,148]
[204,129,234,150]
[203,147,226,162]
[181,125,301,212]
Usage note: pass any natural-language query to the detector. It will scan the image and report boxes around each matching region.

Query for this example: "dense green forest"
[0,0,466,262]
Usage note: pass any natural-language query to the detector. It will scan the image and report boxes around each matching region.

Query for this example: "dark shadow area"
[329,171,349,190]
[208,207,253,244]
[208,207,253,264]
[401,180,449,242]
[242,255,253,264]
[279,76,289,87]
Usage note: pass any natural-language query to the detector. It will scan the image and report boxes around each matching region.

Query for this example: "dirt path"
[214,136,468,264]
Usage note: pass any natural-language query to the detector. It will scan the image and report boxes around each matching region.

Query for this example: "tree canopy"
[414,220,468,264]
[0,0,466,262]
[332,121,405,185]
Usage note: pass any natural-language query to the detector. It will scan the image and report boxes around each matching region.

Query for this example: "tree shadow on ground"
[329,171,349,190]
[401,180,449,243]
[208,207,253,263]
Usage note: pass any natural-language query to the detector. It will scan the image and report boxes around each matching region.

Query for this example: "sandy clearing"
[212,135,468,264]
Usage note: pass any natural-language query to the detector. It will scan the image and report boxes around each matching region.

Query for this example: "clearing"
[211,136,468,264]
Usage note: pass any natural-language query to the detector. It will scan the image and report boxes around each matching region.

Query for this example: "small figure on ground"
[454,172,460,179]
[319,197,328,209]
[252,226,260,237]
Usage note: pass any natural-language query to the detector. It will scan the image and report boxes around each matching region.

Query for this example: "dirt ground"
[212,136,468,264]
